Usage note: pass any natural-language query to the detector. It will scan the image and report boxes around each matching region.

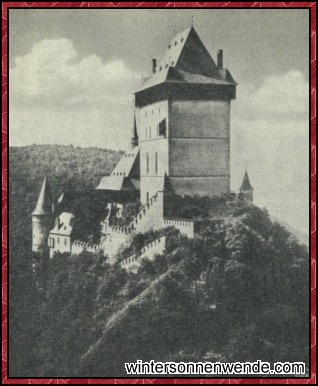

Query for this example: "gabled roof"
[96,146,140,191]
[50,212,74,236]
[32,176,53,215]
[138,26,236,92]
[240,171,253,191]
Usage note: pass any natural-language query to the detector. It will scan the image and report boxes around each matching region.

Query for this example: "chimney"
[217,49,223,69]
[152,58,157,73]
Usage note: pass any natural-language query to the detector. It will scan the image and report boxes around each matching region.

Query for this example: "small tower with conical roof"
[32,176,54,252]
[239,170,253,203]
[131,114,138,149]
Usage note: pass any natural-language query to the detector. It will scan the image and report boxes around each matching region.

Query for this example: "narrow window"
[64,238,67,246]
[52,238,55,248]
[147,192,149,202]
[149,127,151,139]
[155,152,158,174]
[146,153,149,174]
[57,237,60,244]
[159,118,167,137]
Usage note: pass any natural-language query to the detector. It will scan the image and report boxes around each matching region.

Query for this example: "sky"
[8,8,309,235]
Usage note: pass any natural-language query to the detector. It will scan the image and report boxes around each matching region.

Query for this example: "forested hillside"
[8,145,309,377]
[9,144,123,255]
[8,145,123,375]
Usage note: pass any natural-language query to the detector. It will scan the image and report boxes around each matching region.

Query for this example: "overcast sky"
[9,8,309,235]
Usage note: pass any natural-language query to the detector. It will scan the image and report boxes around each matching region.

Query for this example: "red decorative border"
[2,2,316,384]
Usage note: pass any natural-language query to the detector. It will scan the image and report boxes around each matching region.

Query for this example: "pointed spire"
[131,113,138,148]
[32,176,53,215]
[240,170,253,191]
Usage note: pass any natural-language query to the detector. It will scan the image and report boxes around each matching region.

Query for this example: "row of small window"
[155,61,175,73]
[48,236,68,248]
[143,119,167,139]
[146,152,158,174]
[168,37,184,49]
[144,108,161,117]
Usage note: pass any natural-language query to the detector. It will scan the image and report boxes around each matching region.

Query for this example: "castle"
[32,26,253,270]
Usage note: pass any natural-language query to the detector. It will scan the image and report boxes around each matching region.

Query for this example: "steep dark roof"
[96,146,140,191]
[32,176,53,215]
[138,26,236,92]
[240,171,253,191]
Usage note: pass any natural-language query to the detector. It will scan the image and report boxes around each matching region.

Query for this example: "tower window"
[146,153,149,174]
[145,127,147,139]
[149,127,151,139]
[155,152,158,174]
[159,118,167,137]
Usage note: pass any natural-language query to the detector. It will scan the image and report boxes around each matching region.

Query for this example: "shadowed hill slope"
[8,145,309,377]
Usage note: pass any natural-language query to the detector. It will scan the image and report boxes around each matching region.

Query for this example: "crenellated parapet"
[120,234,167,272]
[72,240,100,255]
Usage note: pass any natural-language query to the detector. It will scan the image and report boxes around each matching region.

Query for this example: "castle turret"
[32,176,54,252]
[239,170,253,203]
[131,114,138,149]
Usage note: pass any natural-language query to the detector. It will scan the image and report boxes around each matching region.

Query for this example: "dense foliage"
[9,145,309,377]
[164,192,233,219]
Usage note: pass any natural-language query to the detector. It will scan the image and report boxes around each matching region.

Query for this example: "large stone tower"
[134,27,236,204]
[32,176,54,252]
